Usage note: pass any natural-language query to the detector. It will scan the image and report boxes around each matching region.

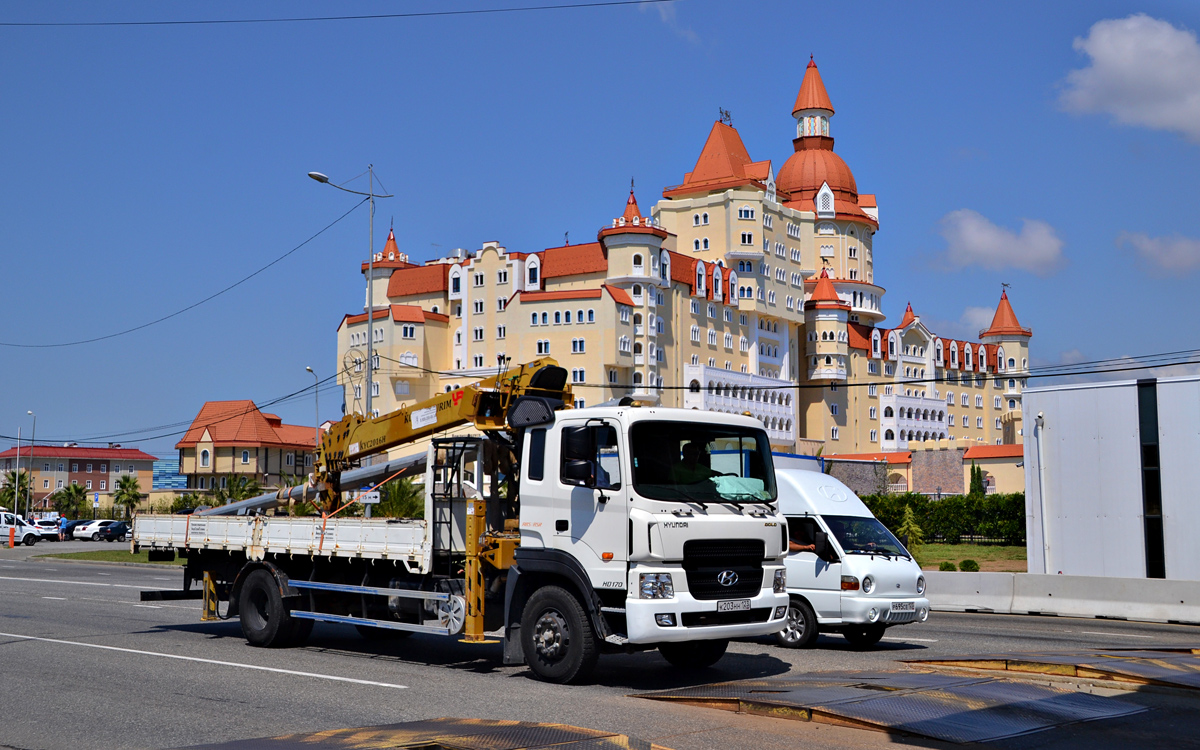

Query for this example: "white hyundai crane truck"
[134,359,789,683]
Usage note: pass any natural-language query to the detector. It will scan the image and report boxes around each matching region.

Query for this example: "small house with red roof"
[175,401,315,492]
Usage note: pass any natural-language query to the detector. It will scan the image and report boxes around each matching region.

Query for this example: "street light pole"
[308,167,393,419]
[26,411,34,517]
[305,366,319,457]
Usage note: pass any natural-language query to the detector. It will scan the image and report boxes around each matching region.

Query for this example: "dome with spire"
[598,187,667,242]
[980,291,1032,338]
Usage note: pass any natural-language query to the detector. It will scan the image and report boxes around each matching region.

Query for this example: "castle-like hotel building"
[335,60,1031,455]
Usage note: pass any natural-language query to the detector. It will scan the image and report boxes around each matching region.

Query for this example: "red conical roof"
[383,228,399,257]
[805,268,849,311]
[622,189,642,223]
[899,302,916,328]
[980,291,1032,338]
[793,57,835,116]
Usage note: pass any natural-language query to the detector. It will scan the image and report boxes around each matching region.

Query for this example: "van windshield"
[823,515,910,558]
[630,421,776,505]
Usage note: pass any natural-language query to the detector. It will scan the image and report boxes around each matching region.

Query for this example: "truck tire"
[775,597,819,648]
[520,585,598,684]
[842,623,886,649]
[658,639,729,669]
[239,569,301,648]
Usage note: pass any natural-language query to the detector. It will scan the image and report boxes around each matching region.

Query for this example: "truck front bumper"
[840,595,930,626]
[625,566,789,643]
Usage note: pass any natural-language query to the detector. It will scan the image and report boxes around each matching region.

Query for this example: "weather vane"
[564,231,569,246]
[1002,282,1011,290]
[718,107,732,125]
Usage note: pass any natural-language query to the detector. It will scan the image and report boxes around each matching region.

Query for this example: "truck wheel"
[842,624,887,649]
[355,624,411,641]
[776,597,818,648]
[520,585,598,684]
[239,569,298,648]
[658,639,729,669]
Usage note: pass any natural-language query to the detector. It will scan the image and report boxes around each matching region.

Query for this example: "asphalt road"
[1,548,1198,750]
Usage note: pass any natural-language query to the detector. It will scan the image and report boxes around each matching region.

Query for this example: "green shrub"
[860,491,1025,545]
[959,559,980,572]
[938,561,957,572]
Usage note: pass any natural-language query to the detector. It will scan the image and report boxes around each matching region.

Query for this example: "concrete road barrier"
[926,571,1200,624]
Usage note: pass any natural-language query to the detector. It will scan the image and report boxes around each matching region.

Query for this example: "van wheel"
[520,585,598,684]
[776,598,818,648]
[23,535,38,547]
[239,569,298,648]
[842,624,887,649]
[659,639,729,669]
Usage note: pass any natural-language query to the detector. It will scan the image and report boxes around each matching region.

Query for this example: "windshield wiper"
[655,485,710,510]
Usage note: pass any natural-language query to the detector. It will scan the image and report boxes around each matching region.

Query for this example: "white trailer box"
[1023,375,1200,581]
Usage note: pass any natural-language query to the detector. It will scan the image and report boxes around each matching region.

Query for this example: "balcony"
[682,364,795,444]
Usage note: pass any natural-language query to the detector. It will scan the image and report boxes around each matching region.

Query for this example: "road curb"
[31,555,183,571]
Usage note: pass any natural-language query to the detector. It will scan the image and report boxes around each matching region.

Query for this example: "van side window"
[527,429,547,481]
[786,517,818,547]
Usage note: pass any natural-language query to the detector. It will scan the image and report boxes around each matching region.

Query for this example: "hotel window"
[976,395,983,407]
[831,427,839,440]
[572,338,585,353]
[587,309,595,323]
[100,480,106,490]
[962,415,969,427]
[831,404,839,415]
[496,325,506,339]
[870,430,877,442]
[496,298,507,312]
[497,270,508,284]
[395,381,410,396]
[286,454,294,466]
[371,381,380,397]
[528,265,539,285]
[994,396,1002,409]
[995,418,1003,429]
[869,406,877,419]
[241,450,250,464]
[554,311,561,324]
[620,308,630,323]
[473,355,484,367]
[977,417,984,429]
[961,393,969,406]
[608,370,618,384]
[738,206,755,219]
[541,312,548,325]
[868,384,877,396]
[473,327,484,341]
[740,232,753,245]
[354,384,362,399]
[693,213,700,226]
[473,273,484,287]
[702,212,709,225]
[571,369,586,383]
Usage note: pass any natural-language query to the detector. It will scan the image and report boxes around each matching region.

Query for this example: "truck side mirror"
[814,530,831,560]
[562,459,595,487]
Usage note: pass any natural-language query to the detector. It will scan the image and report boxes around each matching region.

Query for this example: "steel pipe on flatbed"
[197,452,427,516]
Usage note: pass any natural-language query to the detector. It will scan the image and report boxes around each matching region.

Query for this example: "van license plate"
[717,599,751,612]
[891,601,915,612]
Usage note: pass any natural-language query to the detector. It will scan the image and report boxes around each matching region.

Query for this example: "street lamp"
[308,167,393,419]
[26,411,35,517]
[305,366,319,459]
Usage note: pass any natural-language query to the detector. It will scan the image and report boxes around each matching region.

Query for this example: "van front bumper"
[840,595,930,626]
[626,568,788,643]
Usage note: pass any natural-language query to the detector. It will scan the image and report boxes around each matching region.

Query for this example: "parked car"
[0,512,40,546]
[97,522,129,543]
[30,518,60,540]
[774,468,929,649]
[60,519,89,538]
[73,520,116,541]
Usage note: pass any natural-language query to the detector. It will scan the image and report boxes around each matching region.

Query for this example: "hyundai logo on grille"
[717,570,739,587]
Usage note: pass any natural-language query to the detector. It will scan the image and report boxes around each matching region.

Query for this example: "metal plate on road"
[717,599,750,612]
[892,601,915,612]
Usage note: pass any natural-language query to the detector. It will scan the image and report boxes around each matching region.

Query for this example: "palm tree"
[55,484,88,520]
[378,477,424,519]
[210,475,262,506]
[0,470,31,512]
[113,475,143,518]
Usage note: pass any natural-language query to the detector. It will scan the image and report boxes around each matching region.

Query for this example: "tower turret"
[804,269,849,382]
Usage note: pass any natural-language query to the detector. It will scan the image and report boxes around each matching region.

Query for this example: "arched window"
[633,313,642,328]
[693,238,701,251]
[632,254,643,273]
[241,450,249,464]
[527,262,539,286]
[1008,399,1017,409]
[541,312,548,325]
[200,450,210,467]
[884,406,894,417]
[695,262,705,294]
[660,250,670,281]
[885,430,894,440]
[633,371,644,385]
[1008,357,1016,369]
[702,238,710,250]
[530,313,538,326]
[889,335,897,356]
[936,340,943,363]
[824,355,832,365]
[712,268,722,302]
[702,212,709,224]
[554,311,561,324]
[689,380,700,393]
[633,342,643,355]
[693,214,700,226]
[632,284,642,298]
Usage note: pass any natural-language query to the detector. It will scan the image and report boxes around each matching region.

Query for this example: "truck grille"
[682,607,772,627]
[682,539,764,600]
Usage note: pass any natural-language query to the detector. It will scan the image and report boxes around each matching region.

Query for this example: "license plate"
[717,599,751,613]
[891,601,915,612]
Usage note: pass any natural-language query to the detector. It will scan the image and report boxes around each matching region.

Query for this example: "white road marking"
[152,577,171,581]
[882,636,939,643]
[97,573,112,576]
[41,596,66,601]
[0,575,145,589]
[0,631,409,690]
[1080,631,1154,639]
[132,604,162,609]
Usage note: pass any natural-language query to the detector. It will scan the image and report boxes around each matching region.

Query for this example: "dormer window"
[527,263,539,286]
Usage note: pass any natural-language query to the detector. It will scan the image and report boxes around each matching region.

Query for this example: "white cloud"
[936,209,1065,275]
[1061,14,1200,142]
[639,0,699,44]
[924,306,995,341]
[1118,231,1200,273]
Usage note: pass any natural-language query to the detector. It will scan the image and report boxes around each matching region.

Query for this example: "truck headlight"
[773,569,786,593]
[916,575,926,595]
[862,575,875,594]
[639,573,674,599]
[840,575,860,591]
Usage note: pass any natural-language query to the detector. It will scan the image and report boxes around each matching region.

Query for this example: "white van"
[1,511,41,547]
[774,469,928,648]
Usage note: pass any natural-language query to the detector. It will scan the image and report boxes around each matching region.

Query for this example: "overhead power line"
[0,1,682,27]
[0,197,368,349]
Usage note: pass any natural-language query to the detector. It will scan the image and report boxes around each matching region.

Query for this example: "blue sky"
[3,0,1200,458]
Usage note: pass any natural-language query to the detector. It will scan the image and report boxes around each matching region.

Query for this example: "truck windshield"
[629,421,776,504]
[823,515,910,558]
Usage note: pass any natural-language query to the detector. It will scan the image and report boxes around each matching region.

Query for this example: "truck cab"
[510,406,789,679]
[773,469,928,648]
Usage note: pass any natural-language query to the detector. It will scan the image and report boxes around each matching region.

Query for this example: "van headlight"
[773,569,786,593]
[916,575,926,595]
[639,573,674,599]
[862,575,875,594]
